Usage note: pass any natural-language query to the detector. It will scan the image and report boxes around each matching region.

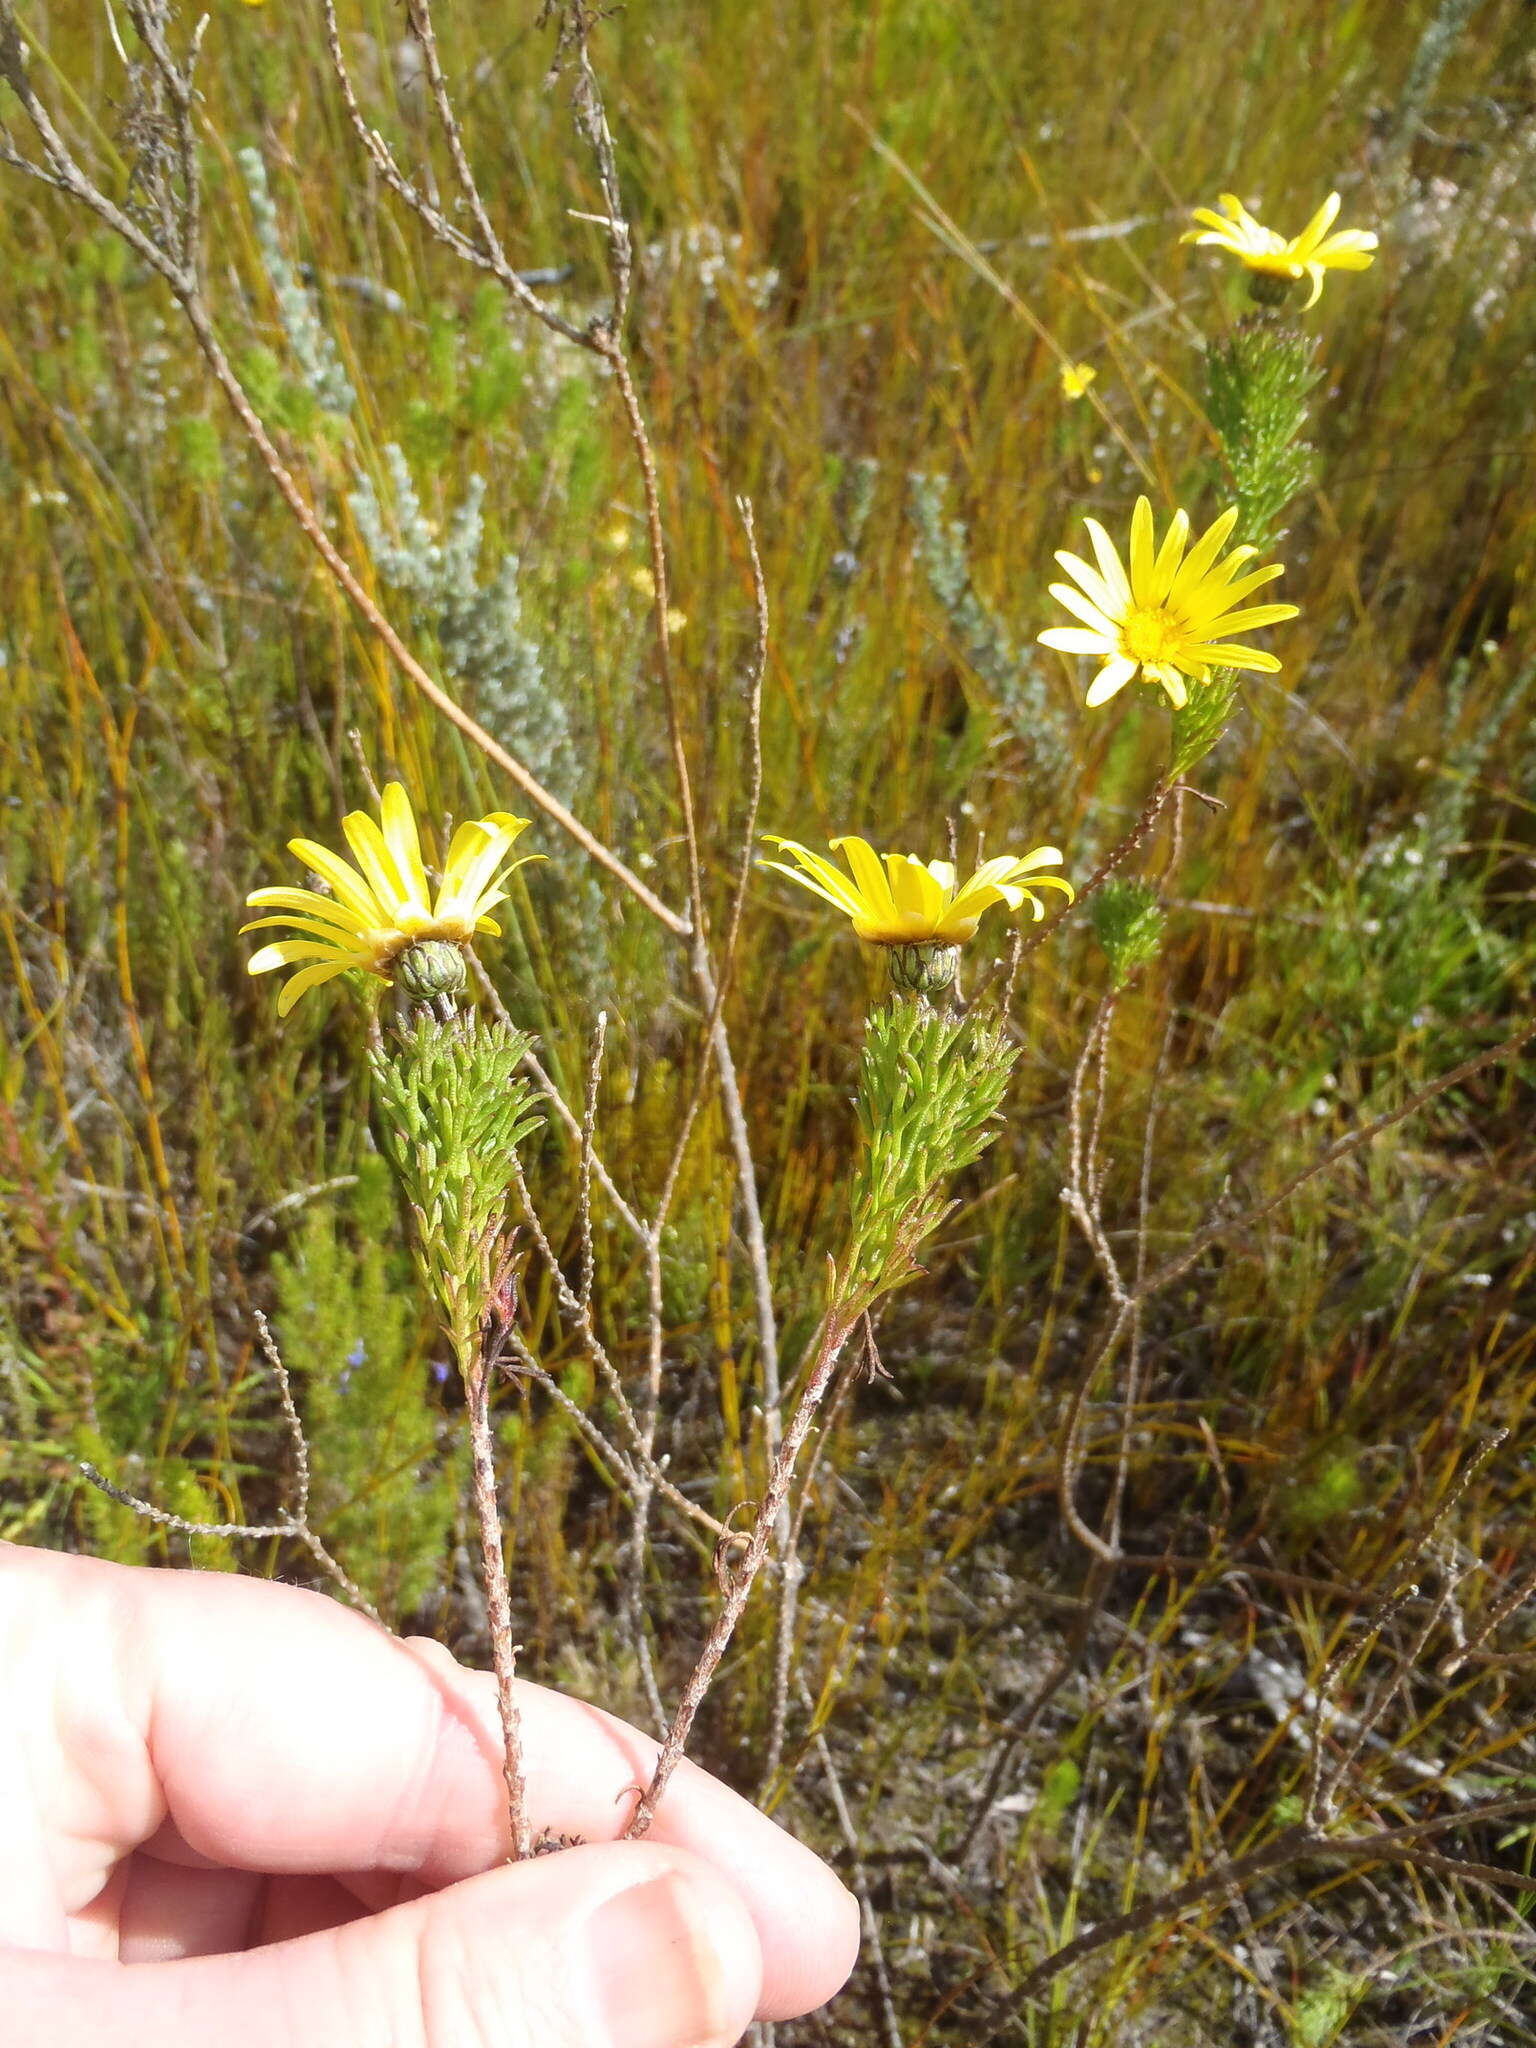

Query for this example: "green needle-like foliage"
[1168,669,1241,779]
[842,999,1018,1309]
[1204,316,1322,553]
[369,1012,543,1364]
[1090,878,1166,989]
[1175,316,1321,774]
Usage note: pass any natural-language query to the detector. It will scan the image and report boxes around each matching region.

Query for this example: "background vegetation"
[2,0,1534,2040]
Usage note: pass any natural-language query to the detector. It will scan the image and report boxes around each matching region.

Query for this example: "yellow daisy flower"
[242,782,536,1015]
[761,836,1073,945]
[1181,191,1378,309]
[1060,361,1097,401]
[1039,496,1298,711]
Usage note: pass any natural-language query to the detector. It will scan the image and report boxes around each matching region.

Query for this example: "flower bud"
[1246,270,1295,308]
[394,939,468,1003]
[887,941,960,997]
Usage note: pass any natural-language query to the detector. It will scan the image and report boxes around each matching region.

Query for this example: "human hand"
[1,1543,858,2046]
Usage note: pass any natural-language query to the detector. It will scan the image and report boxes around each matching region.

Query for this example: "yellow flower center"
[1121,606,1185,667]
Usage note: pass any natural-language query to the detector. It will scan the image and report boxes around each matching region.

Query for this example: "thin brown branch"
[1016,778,1176,970]
[464,1347,532,1861]
[505,1156,729,1543]
[77,1312,381,1623]
[466,954,646,1242]
[594,331,705,936]
[186,293,685,927]
[652,496,770,1235]
[1142,1017,1536,1301]
[626,1303,861,1837]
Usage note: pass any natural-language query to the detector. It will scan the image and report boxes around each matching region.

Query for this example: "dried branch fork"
[625,1295,864,1837]
[79,1312,381,1624]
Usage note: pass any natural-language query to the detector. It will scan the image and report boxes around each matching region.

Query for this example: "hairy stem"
[464,1345,532,1862]
[626,1304,858,1837]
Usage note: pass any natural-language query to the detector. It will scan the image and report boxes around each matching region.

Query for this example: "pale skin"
[0,1544,860,2047]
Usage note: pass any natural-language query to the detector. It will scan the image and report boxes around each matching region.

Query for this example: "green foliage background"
[2,0,1535,2038]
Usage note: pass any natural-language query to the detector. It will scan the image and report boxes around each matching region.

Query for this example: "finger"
[6,1546,858,2022]
[117,1858,375,1958]
[116,1856,264,1961]
[6,1840,762,2048]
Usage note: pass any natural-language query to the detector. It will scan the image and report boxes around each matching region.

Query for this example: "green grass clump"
[272,1161,456,1622]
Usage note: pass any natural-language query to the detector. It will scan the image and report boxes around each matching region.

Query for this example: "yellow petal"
[379,784,430,905]
[759,838,867,919]
[1315,246,1375,272]
[340,812,413,915]
[1128,498,1155,601]
[936,875,1004,939]
[248,938,369,972]
[276,959,362,1017]
[1048,581,1120,637]
[1185,561,1284,614]
[1085,656,1138,706]
[886,855,947,930]
[1148,508,1190,606]
[1082,519,1133,610]
[1168,506,1240,604]
[831,836,899,927]
[441,817,530,917]
[1289,191,1341,261]
[1054,549,1122,621]
[243,887,371,937]
[1199,602,1299,635]
[1040,626,1116,656]
[287,840,386,924]
[1004,846,1068,876]
[758,845,865,922]
[240,913,385,950]
[1199,644,1283,672]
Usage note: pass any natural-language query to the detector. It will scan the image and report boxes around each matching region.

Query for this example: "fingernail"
[588,1869,753,2048]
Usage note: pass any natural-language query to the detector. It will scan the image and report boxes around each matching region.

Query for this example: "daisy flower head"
[1060,361,1097,401]
[243,782,537,1016]
[1181,191,1378,309]
[1039,497,1299,711]
[761,836,1073,945]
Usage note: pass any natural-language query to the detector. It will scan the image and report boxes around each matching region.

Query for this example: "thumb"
[7,1842,764,2048]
